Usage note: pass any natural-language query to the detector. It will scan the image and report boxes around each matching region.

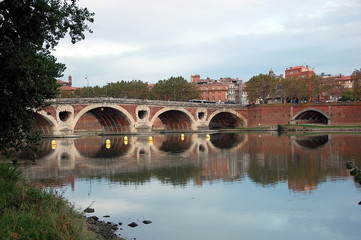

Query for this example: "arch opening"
[295,135,329,149]
[15,139,55,159]
[59,111,71,122]
[74,107,132,134]
[32,112,55,136]
[198,111,205,120]
[210,133,245,149]
[294,110,328,125]
[209,112,244,129]
[158,134,192,153]
[152,110,193,131]
[138,110,148,120]
[74,137,130,159]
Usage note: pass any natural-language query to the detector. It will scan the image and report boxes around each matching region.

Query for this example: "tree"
[352,69,361,99]
[0,0,94,156]
[340,89,355,102]
[306,75,338,102]
[149,76,200,101]
[105,80,150,99]
[280,75,338,103]
[246,74,279,103]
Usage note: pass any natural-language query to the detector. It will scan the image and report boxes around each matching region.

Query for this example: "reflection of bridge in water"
[294,135,329,149]
[20,133,249,182]
[19,133,360,193]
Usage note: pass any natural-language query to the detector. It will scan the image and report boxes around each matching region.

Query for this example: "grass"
[283,124,361,128]
[0,163,97,240]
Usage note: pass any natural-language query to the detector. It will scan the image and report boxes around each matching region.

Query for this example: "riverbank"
[216,124,361,133]
[0,163,123,240]
[278,124,361,133]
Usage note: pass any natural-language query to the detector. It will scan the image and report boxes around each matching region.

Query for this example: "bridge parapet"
[46,98,246,109]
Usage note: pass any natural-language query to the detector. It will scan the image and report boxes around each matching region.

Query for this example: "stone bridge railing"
[46,98,245,109]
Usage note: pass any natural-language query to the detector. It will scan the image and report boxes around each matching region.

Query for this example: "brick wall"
[247,103,361,127]
[247,105,291,127]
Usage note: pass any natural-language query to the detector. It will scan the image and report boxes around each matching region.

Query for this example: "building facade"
[191,75,244,104]
[285,66,315,78]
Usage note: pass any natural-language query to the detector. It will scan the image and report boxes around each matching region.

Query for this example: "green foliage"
[340,89,355,102]
[149,76,200,101]
[345,161,361,185]
[0,0,94,156]
[246,73,343,103]
[246,74,280,103]
[68,80,150,99]
[105,80,149,99]
[60,77,200,101]
[0,164,97,240]
[351,69,361,99]
[282,77,308,102]
[74,85,106,98]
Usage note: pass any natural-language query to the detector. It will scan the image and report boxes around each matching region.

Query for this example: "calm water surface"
[19,133,361,240]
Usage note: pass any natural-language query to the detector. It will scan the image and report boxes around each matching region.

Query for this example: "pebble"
[84,207,95,213]
[128,222,138,228]
[89,216,99,221]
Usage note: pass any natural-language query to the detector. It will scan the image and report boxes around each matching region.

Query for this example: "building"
[320,73,352,102]
[285,66,315,79]
[56,75,80,91]
[56,76,81,97]
[336,74,352,89]
[198,82,228,102]
[191,75,244,104]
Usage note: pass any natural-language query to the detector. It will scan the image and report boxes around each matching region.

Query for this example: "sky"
[53,0,361,87]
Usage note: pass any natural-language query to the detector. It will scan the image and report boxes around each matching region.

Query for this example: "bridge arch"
[33,112,58,136]
[150,108,196,131]
[294,135,329,150]
[293,108,329,125]
[207,110,247,129]
[72,104,136,134]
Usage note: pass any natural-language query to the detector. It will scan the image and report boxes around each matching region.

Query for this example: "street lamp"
[85,75,89,97]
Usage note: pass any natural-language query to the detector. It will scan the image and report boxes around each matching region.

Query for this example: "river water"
[18,132,361,240]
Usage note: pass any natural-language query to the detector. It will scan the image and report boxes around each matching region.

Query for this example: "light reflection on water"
[19,133,361,240]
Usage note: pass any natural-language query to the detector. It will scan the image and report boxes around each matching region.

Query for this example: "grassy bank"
[279,124,361,133]
[0,163,97,240]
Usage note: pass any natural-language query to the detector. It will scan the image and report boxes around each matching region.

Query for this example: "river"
[18,132,361,240]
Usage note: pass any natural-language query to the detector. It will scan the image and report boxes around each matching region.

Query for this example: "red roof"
[59,86,80,91]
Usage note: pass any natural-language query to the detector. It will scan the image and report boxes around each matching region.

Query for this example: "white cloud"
[55,0,361,85]
[54,40,138,58]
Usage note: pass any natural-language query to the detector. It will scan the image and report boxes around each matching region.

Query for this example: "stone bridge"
[35,98,248,136]
[34,98,361,137]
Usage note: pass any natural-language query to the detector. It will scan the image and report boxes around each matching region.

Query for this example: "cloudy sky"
[53,0,361,87]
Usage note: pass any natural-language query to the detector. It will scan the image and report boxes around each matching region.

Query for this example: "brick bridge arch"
[72,104,137,134]
[34,111,58,136]
[293,108,329,125]
[150,107,197,131]
[207,109,247,129]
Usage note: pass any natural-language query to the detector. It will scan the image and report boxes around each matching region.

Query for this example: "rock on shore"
[86,216,124,240]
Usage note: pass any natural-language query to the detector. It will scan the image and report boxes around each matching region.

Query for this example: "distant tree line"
[246,69,361,103]
[59,76,200,101]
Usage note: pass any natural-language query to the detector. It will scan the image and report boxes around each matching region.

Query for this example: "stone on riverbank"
[128,222,138,228]
[86,216,124,240]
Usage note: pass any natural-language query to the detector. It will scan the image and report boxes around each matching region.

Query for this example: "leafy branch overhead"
[0,0,94,156]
